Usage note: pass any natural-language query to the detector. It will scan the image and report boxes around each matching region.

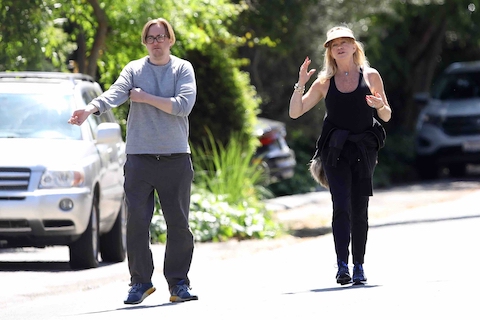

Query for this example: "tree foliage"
[0,0,71,70]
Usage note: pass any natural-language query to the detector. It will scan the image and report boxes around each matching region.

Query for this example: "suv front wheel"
[100,198,127,262]
[69,199,100,269]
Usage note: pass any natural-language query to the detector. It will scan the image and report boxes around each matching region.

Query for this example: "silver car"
[0,72,127,269]
[253,117,296,184]
[414,61,480,179]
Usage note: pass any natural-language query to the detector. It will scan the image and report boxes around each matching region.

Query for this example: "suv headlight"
[39,168,85,188]
[417,113,444,130]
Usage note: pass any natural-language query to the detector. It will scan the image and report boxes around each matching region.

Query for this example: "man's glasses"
[145,34,168,44]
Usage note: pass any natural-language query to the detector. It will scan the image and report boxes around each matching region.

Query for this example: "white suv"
[414,61,480,179]
[0,72,127,269]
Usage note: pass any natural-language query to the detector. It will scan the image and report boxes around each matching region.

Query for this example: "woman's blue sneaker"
[353,263,367,284]
[336,261,352,285]
[124,283,156,304]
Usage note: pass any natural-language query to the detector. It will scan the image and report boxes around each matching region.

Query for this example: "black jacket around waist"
[313,117,386,160]
[312,117,386,196]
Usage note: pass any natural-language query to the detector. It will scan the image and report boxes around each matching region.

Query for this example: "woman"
[289,26,391,285]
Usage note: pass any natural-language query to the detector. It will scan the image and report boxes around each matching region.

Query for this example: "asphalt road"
[1,178,480,320]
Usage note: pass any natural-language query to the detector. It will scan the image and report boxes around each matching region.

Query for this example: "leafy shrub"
[150,186,282,243]
[192,129,271,204]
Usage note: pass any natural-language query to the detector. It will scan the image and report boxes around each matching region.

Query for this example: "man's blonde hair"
[141,18,176,45]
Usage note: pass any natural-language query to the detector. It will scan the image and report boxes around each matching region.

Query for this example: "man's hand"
[68,105,97,126]
[129,88,147,103]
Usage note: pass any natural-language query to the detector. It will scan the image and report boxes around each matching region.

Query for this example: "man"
[68,18,198,304]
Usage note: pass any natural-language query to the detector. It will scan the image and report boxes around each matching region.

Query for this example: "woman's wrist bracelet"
[377,105,386,111]
[293,83,305,94]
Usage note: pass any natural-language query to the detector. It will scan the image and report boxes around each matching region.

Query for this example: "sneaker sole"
[353,278,367,285]
[169,295,199,303]
[124,287,156,305]
[336,276,352,285]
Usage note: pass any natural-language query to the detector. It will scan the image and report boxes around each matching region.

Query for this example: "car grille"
[443,115,480,136]
[0,219,30,229]
[0,168,31,191]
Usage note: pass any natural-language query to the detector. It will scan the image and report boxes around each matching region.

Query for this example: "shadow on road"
[283,283,381,295]
[72,301,180,317]
[0,261,72,271]
[290,226,331,238]
[377,175,480,193]
[0,260,118,272]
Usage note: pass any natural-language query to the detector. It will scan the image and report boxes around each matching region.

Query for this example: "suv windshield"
[0,93,81,139]
[432,71,480,100]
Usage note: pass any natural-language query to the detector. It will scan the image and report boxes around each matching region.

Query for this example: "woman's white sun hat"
[324,27,356,47]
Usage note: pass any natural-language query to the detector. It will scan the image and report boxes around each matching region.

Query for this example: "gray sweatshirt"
[90,55,196,155]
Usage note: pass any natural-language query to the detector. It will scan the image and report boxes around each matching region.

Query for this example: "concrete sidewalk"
[265,180,480,235]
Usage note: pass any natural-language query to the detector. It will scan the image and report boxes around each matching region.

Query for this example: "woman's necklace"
[345,71,349,76]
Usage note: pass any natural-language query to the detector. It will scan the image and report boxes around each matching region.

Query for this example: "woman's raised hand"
[298,56,316,86]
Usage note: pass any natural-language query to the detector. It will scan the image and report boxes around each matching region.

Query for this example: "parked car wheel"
[100,198,127,263]
[415,155,439,180]
[69,200,100,269]
[448,163,467,177]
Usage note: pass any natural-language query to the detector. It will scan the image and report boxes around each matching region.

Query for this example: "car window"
[0,92,82,139]
[432,71,480,100]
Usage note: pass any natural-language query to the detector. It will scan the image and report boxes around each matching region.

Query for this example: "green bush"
[192,129,270,204]
[150,186,282,243]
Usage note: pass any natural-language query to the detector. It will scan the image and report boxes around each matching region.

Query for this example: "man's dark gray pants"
[124,153,194,289]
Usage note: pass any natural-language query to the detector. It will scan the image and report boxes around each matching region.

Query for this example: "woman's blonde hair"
[141,18,176,46]
[318,27,369,83]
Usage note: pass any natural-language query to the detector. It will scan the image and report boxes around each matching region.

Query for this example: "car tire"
[69,199,100,269]
[448,163,467,177]
[415,156,439,180]
[100,198,127,263]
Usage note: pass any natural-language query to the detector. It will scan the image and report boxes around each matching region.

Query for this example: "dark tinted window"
[432,71,480,100]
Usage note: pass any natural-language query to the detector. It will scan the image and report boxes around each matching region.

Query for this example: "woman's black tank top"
[325,72,373,134]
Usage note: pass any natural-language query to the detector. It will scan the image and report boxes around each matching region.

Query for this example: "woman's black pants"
[322,142,370,265]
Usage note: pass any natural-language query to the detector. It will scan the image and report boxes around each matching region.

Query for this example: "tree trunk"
[403,12,448,130]
[85,0,109,78]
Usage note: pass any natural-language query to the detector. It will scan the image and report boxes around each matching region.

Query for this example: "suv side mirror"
[96,122,122,144]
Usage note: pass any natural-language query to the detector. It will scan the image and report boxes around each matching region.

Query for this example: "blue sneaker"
[169,280,198,302]
[124,283,156,305]
[353,263,367,284]
[336,261,351,285]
